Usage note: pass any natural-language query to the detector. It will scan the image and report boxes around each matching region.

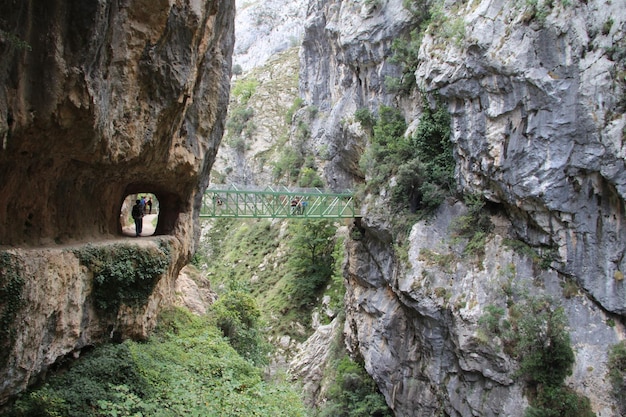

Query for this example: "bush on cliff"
[74,241,171,312]
[359,95,454,215]
[6,308,306,417]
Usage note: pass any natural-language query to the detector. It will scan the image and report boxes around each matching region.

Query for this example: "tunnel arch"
[119,184,184,237]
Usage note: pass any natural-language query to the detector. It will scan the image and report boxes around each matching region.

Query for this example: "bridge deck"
[201,185,359,219]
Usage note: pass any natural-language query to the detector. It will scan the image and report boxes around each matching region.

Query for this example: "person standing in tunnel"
[132,199,144,237]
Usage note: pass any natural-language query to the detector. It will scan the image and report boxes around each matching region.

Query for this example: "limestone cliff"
[297,0,626,415]
[0,0,234,403]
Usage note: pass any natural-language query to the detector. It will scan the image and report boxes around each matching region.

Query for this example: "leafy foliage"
[450,194,493,257]
[608,341,626,415]
[0,30,32,51]
[6,308,307,417]
[359,97,454,215]
[511,297,574,387]
[226,106,255,141]
[231,78,259,105]
[476,294,594,416]
[524,385,595,417]
[317,356,392,417]
[210,280,272,366]
[74,242,171,312]
[284,220,337,311]
[285,97,304,124]
[478,304,508,337]
[298,156,324,188]
[354,108,375,130]
[197,219,341,341]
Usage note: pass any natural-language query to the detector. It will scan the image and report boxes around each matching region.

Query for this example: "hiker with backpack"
[131,199,144,237]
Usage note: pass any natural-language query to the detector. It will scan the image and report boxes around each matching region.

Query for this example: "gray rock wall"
[299,0,626,415]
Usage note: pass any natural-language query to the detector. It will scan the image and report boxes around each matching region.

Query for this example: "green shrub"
[285,220,337,311]
[285,97,304,124]
[450,194,492,257]
[0,30,32,51]
[7,308,307,417]
[478,305,508,337]
[354,108,375,130]
[272,145,305,182]
[210,281,272,366]
[74,242,171,312]
[8,342,152,417]
[524,385,595,417]
[358,105,409,195]
[299,166,324,188]
[226,106,255,138]
[317,356,392,417]
[608,341,626,414]
[511,298,574,387]
[493,295,595,416]
[231,78,259,105]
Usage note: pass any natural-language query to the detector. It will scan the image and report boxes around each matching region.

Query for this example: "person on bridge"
[291,197,299,215]
[132,199,144,237]
[147,197,153,214]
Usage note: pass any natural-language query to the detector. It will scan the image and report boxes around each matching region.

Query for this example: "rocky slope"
[0,0,234,403]
[233,0,307,72]
[293,0,626,416]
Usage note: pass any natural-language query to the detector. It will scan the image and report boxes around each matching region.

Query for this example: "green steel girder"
[200,186,359,219]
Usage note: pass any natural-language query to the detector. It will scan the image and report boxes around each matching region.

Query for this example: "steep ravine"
[293,0,626,416]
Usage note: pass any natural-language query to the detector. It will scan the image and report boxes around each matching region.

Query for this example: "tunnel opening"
[120,193,160,237]
[118,186,183,238]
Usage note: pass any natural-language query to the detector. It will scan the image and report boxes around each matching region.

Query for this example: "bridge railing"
[200,185,359,219]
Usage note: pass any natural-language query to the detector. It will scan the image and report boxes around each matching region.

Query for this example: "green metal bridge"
[200,185,359,219]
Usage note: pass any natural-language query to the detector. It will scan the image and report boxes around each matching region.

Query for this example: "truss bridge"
[201,185,359,219]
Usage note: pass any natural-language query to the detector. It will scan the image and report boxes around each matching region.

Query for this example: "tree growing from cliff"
[359,96,454,215]
[285,220,337,311]
[508,296,595,417]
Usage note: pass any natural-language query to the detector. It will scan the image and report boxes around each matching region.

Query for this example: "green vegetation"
[478,304,508,337]
[359,95,454,215]
[271,123,323,187]
[224,78,259,150]
[502,238,557,269]
[210,279,272,367]
[231,78,259,106]
[226,107,255,143]
[450,194,493,258]
[0,252,24,367]
[385,1,431,94]
[285,97,304,124]
[608,341,626,415]
[6,308,307,417]
[197,218,340,340]
[478,295,595,417]
[74,242,171,312]
[282,220,337,311]
[318,356,392,417]
[387,0,466,94]
[313,324,392,417]
[0,30,32,51]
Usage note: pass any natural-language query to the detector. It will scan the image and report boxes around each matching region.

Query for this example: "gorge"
[1,0,626,416]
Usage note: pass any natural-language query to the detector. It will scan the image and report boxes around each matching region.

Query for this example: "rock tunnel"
[0,0,234,248]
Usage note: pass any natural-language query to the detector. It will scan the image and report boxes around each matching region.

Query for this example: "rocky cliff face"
[0,0,234,403]
[299,0,625,415]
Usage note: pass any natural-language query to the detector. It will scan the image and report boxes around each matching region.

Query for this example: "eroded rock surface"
[0,0,234,403]
[298,0,626,415]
